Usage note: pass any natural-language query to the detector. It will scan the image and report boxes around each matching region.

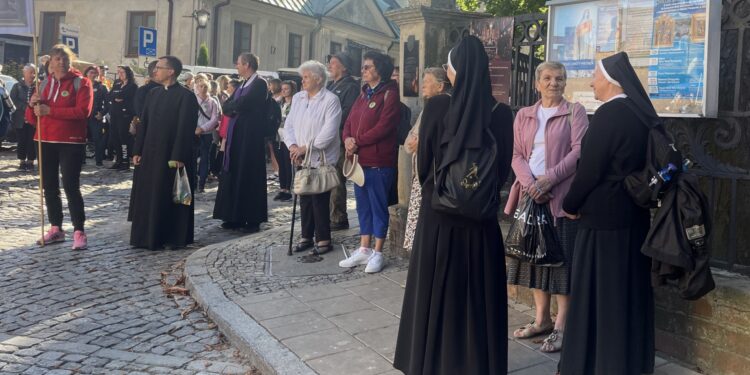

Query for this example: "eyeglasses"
[361,64,374,71]
[441,64,449,71]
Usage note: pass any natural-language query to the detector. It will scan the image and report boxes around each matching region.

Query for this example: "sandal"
[293,241,314,253]
[513,321,554,339]
[540,330,563,353]
[310,243,333,255]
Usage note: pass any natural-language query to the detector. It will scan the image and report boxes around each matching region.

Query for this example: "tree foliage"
[457,0,547,16]
[197,43,210,66]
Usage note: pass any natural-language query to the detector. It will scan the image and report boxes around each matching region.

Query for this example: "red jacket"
[26,68,93,144]
[342,80,400,168]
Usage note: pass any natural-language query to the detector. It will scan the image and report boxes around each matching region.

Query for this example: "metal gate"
[510,13,547,111]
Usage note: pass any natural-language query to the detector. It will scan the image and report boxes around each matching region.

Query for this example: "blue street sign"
[138,27,157,57]
[61,35,79,55]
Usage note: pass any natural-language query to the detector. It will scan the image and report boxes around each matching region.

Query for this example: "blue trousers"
[196,134,213,187]
[354,167,395,239]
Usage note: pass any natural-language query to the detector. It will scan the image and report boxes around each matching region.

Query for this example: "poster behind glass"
[547,0,719,117]
[471,17,514,104]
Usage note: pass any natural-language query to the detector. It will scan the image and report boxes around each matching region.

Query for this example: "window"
[330,42,342,56]
[233,21,252,59]
[41,12,65,54]
[126,11,156,57]
[288,33,302,68]
[348,46,362,76]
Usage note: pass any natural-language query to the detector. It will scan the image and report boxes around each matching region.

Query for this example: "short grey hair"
[535,61,567,81]
[23,63,37,72]
[298,60,328,88]
[423,67,451,91]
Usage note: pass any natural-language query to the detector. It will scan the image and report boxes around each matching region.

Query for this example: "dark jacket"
[134,81,160,119]
[645,172,715,300]
[90,81,108,120]
[10,80,32,129]
[326,75,360,132]
[342,80,400,168]
[562,98,650,229]
[108,80,137,118]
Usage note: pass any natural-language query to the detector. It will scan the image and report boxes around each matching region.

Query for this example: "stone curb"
[185,230,316,375]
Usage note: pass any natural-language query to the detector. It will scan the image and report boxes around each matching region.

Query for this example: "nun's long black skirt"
[559,221,655,375]
[394,198,508,375]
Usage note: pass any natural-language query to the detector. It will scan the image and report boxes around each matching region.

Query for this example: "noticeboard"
[546,0,721,117]
[471,17,515,105]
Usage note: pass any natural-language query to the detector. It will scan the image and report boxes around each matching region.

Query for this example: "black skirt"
[394,192,508,375]
[559,221,655,375]
[506,217,578,295]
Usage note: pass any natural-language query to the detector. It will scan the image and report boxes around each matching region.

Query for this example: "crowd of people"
[13,36,664,374]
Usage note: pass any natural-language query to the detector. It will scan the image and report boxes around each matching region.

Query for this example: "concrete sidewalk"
[185,217,701,375]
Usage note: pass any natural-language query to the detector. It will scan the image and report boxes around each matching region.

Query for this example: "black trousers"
[300,191,332,242]
[88,118,106,164]
[41,142,86,231]
[273,141,292,190]
[16,123,37,161]
[109,115,133,161]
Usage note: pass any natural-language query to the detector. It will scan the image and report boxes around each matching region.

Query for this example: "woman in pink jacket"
[505,61,588,353]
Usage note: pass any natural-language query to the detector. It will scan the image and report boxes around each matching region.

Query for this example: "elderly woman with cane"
[284,60,342,255]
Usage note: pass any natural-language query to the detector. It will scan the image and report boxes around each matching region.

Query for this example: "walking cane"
[287,158,297,256]
[32,36,45,246]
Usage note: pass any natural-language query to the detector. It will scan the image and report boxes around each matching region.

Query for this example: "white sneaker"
[339,247,373,268]
[365,252,385,273]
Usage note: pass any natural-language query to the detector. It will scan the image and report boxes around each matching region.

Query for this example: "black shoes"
[273,191,293,201]
[221,221,242,229]
[241,224,260,233]
[330,221,350,231]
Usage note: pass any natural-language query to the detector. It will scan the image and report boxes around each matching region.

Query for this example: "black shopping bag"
[505,196,565,267]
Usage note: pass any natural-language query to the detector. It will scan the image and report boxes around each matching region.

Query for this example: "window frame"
[40,12,66,54]
[125,11,156,58]
[288,33,302,68]
[233,21,253,60]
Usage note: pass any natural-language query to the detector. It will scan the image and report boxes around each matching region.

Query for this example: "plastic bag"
[505,196,565,267]
[172,166,192,206]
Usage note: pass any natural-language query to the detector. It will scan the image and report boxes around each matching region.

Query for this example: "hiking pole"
[33,35,45,246]
[287,158,297,256]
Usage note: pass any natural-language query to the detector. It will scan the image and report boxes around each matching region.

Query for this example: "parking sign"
[61,35,79,55]
[138,27,157,57]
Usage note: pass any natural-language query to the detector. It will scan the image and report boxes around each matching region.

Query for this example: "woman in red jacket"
[339,51,400,274]
[26,44,93,250]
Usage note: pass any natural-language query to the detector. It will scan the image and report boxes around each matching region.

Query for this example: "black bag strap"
[198,101,210,120]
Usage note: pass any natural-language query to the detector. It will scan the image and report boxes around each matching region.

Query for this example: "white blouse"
[284,88,342,168]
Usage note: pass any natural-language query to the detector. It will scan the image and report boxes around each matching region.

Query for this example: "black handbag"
[431,128,499,221]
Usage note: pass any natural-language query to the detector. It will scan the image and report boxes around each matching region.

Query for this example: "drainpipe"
[212,0,231,65]
[308,16,322,60]
[166,0,174,54]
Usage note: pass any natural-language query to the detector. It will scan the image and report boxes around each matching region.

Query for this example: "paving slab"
[282,328,363,360]
[260,311,336,340]
[306,347,394,375]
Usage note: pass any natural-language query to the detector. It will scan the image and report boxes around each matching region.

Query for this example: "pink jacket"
[504,99,589,219]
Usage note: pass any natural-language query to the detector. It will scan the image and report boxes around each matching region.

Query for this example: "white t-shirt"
[529,106,559,177]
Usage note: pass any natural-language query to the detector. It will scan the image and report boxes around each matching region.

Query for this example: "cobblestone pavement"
[0,145,293,374]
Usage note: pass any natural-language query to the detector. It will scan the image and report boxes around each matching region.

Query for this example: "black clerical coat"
[213,76,269,226]
[129,83,199,250]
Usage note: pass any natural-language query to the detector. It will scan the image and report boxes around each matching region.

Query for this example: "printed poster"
[547,0,713,116]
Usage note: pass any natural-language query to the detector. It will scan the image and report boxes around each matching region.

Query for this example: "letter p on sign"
[138,27,157,57]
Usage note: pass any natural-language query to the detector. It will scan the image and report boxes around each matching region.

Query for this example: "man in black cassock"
[128,56,199,250]
[213,53,268,233]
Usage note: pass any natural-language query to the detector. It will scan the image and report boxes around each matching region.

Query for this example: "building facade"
[11,0,402,74]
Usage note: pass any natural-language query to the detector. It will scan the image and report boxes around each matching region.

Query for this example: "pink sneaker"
[37,226,65,246]
[72,231,88,250]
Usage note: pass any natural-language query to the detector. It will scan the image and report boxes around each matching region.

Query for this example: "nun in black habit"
[393,35,514,375]
[559,52,655,375]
